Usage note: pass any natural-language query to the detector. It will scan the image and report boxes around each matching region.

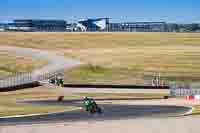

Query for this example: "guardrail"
[0,69,64,90]
[170,88,200,97]
[63,84,169,89]
[169,82,200,96]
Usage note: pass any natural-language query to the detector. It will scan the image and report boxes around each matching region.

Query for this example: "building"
[8,19,67,32]
[0,23,5,31]
[108,22,167,32]
[3,18,199,32]
[78,18,109,32]
[0,23,8,31]
[165,23,179,32]
[108,23,123,32]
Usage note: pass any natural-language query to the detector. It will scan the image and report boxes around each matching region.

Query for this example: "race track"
[0,99,191,126]
[0,46,192,127]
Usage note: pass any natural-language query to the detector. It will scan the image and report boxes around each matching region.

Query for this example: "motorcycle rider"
[83,97,98,112]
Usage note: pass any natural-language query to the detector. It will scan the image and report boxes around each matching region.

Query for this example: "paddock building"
[7,19,67,32]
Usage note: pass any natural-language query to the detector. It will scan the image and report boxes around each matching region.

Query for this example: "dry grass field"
[0,50,47,78]
[0,32,200,84]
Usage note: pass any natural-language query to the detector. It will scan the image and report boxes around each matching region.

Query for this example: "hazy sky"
[1,0,199,23]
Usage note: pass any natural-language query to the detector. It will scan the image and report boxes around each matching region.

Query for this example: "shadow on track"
[63,84,169,89]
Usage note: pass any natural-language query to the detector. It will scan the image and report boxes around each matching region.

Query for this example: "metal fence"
[1,69,200,97]
[170,82,200,96]
[170,88,200,97]
[0,69,64,89]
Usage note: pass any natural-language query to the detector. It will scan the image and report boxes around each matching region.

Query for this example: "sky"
[0,0,200,23]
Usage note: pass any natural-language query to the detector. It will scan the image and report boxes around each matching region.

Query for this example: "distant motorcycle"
[48,76,64,87]
[83,97,102,114]
[57,96,64,102]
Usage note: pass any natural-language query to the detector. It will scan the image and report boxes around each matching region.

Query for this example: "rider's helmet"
[84,96,89,100]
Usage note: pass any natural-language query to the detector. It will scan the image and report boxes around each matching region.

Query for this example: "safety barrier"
[170,82,200,97]
[170,88,200,97]
[0,69,64,89]
[185,95,200,101]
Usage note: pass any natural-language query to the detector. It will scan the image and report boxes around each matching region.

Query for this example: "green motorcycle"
[83,97,102,114]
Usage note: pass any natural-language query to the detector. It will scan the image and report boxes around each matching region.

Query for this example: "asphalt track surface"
[0,99,191,126]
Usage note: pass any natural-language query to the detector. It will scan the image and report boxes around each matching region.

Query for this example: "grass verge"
[191,105,200,115]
